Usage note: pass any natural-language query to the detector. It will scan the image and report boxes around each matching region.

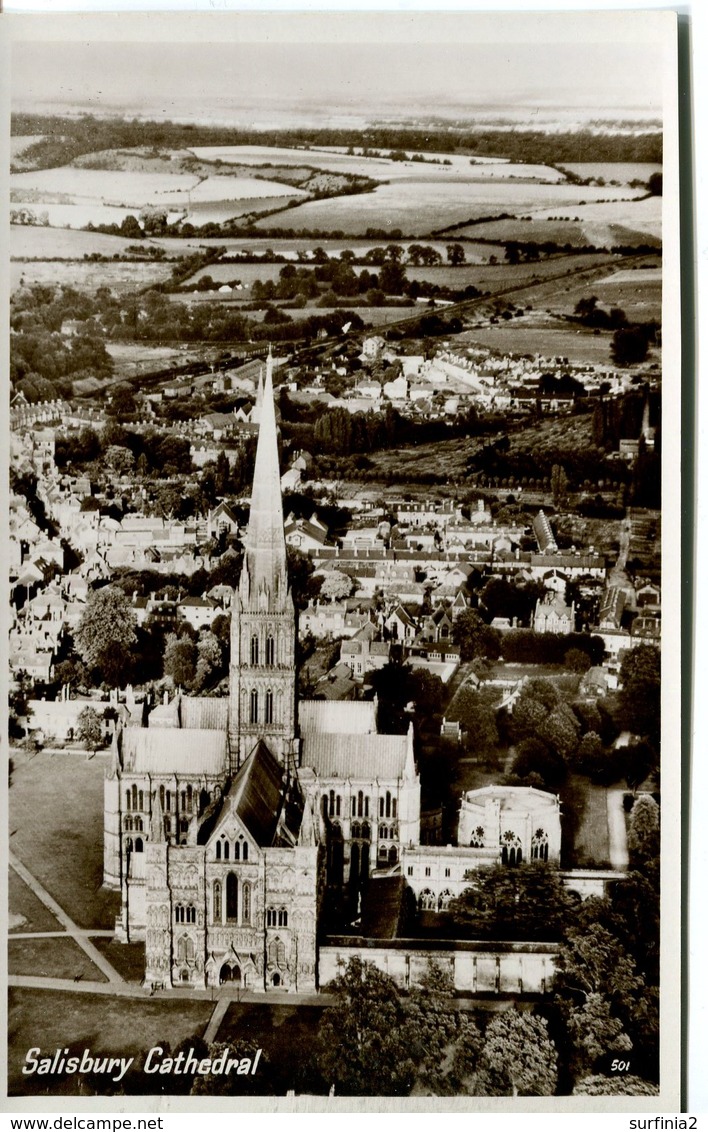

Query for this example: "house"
[340,636,391,679]
[284,513,329,553]
[385,604,418,643]
[177,596,220,631]
[533,591,575,634]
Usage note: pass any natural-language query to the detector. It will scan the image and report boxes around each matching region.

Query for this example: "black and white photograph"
[3,7,684,1111]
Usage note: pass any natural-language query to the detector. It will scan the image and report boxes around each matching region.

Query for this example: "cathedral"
[103,356,421,991]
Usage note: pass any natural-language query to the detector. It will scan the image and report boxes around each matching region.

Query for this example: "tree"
[539,704,580,761]
[316,957,416,1096]
[404,962,482,1094]
[448,686,498,753]
[627,795,660,868]
[193,631,225,691]
[573,1074,659,1096]
[512,737,566,790]
[617,645,660,741]
[475,1009,558,1096]
[449,863,573,941]
[446,243,466,265]
[109,383,137,417]
[551,463,569,508]
[564,647,591,673]
[319,570,353,602]
[611,326,649,367]
[104,445,135,477]
[163,633,197,688]
[74,586,137,686]
[572,731,605,775]
[77,705,103,753]
[452,609,501,661]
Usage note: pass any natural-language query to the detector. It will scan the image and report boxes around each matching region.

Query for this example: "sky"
[10,21,665,128]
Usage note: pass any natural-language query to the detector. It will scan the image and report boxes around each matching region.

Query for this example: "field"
[105,342,211,379]
[255,180,649,238]
[9,750,120,930]
[8,989,212,1096]
[10,222,185,259]
[460,323,620,366]
[560,162,662,183]
[11,258,174,293]
[560,775,611,868]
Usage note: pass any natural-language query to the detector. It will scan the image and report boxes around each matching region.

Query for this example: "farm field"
[11,258,174,293]
[105,342,210,379]
[190,145,566,185]
[560,162,662,183]
[10,135,46,159]
[10,222,185,259]
[255,180,649,237]
[460,323,626,366]
[154,236,506,260]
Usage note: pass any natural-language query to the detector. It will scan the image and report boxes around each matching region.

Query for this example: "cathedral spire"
[239,350,289,610]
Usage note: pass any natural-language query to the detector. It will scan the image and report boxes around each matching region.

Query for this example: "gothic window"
[268,937,286,966]
[250,689,258,724]
[124,816,133,831]
[360,822,370,841]
[165,790,172,811]
[159,785,165,809]
[378,843,388,861]
[272,973,281,987]
[351,822,361,840]
[388,846,398,865]
[223,840,230,861]
[135,837,143,852]
[470,825,485,848]
[385,791,391,818]
[175,904,185,924]
[213,880,222,922]
[234,840,240,862]
[125,790,131,811]
[531,829,549,861]
[242,883,251,924]
[351,796,356,818]
[177,935,195,961]
[251,635,259,666]
[379,796,384,818]
[226,873,238,922]
[138,790,144,810]
[265,689,273,724]
[364,795,370,818]
[321,796,328,819]
[278,908,288,927]
[179,819,189,840]
[336,795,341,817]
[357,790,364,818]
[134,817,143,832]
[125,837,133,854]
[329,790,335,817]
[131,784,138,810]
[216,840,221,860]
[187,904,196,924]
[391,798,396,819]
[186,785,193,811]
[267,908,276,928]
[181,791,187,811]
[266,636,275,666]
[501,831,523,866]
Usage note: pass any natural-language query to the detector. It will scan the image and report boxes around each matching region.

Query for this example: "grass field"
[560,774,611,868]
[8,937,107,983]
[9,750,120,930]
[9,869,64,933]
[258,181,648,238]
[8,989,212,1096]
[11,258,174,293]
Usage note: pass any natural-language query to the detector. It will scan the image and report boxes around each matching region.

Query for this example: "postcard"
[2,7,683,1113]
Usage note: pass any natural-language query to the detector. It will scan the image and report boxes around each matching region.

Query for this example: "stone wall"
[319,938,559,995]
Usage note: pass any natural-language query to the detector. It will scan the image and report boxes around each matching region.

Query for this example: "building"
[104,356,421,991]
[533,591,575,634]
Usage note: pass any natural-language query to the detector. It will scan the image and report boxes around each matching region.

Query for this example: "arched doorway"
[219,961,242,986]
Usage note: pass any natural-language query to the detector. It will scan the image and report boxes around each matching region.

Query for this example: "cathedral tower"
[228,353,297,771]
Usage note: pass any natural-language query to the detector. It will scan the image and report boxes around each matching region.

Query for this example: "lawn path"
[9,852,124,985]
[203,996,231,1043]
[607,786,630,869]
[9,975,331,1006]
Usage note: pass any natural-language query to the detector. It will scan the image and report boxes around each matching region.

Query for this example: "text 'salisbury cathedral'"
[104,355,560,992]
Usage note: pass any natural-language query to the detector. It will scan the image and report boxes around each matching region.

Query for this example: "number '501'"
[611,1060,630,1072]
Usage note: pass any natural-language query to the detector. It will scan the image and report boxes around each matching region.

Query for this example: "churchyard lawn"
[9,749,120,930]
